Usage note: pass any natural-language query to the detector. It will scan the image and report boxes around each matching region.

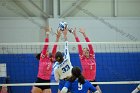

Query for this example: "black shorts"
[90,80,98,87]
[35,78,50,90]
[0,86,2,91]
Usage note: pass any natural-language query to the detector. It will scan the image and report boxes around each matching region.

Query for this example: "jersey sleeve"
[41,37,49,58]
[85,37,94,55]
[75,37,83,56]
[51,44,57,58]
[64,81,71,89]
[87,81,97,92]
[64,41,70,60]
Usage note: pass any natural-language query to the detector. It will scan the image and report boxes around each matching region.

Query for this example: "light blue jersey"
[54,41,73,90]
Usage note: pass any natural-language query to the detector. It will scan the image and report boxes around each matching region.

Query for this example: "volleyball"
[58,21,68,31]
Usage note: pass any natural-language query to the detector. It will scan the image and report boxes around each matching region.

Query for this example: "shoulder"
[85,80,91,84]
[59,59,68,66]
[66,81,71,85]
[40,53,48,59]
[53,62,59,68]
[79,55,85,60]
[64,58,68,63]
[54,63,59,71]
[63,81,72,90]
[90,54,95,58]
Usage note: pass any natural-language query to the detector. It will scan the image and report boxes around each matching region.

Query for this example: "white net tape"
[0,81,140,86]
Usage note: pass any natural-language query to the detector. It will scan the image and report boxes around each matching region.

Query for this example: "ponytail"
[69,66,85,84]
[68,74,85,84]
[69,76,77,82]
[78,74,85,84]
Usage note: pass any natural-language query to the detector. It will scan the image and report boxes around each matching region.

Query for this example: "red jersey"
[37,38,57,80]
[75,37,96,81]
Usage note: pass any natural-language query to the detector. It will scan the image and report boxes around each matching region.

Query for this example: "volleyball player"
[31,27,61,93]
[61,66,99,93]
[54,28,73,93]
[72,28,102,93]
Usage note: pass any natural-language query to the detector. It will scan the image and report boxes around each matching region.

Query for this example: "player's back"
[68,79,96,93]
[57,58,73,79]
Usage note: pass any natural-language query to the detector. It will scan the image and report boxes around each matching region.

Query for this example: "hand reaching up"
[63,28,68,41]
[56,29,61,39]
[79,28,87,38]
[44,26,51,35]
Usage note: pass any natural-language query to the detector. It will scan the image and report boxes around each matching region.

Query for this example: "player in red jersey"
[31,27,61,93]
[72,28,102,93]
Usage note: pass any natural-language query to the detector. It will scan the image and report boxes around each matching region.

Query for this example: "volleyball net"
[0,42,140,93]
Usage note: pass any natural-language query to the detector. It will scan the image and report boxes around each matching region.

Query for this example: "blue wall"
[0,53,140,93]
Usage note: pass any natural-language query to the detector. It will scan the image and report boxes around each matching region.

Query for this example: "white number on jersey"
[78,83,83,90]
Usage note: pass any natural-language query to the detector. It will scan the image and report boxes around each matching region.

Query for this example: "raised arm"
[73,28,83,56]
[79,28,94,55]
[52,29,61,57]
[63,28,70,60]
[63,27,68,41]
[41,27,50,57]
[64,41,70,60]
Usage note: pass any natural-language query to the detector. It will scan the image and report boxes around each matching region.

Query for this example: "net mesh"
[0,42,140,93]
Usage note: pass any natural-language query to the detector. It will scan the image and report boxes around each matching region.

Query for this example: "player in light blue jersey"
[54,28,73,93]
[61,66,99,93]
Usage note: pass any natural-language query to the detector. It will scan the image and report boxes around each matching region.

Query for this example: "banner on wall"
[0,63,7,77]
